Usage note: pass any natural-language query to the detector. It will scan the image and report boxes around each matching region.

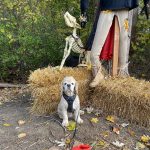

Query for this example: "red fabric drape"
[99,19,115,60]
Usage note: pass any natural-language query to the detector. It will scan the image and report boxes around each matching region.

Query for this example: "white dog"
[57,76,83,127]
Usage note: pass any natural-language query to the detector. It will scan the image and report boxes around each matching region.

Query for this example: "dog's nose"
[67,84,71,88]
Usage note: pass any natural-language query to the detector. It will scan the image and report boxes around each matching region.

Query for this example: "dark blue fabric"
[100,0,138,10]
[85,1,101,50]
[143,0,150,19]
[80,0,89,14]
[80,0,139,13]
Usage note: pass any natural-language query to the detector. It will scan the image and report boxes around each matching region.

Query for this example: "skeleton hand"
[80,13,87,28]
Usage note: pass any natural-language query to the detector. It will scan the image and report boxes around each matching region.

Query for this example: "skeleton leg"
[59,38,74,70]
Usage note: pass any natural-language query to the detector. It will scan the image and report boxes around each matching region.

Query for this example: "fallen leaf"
[55,139,66,147]
[102,131,109,137]
[65,138,71,144]
[18,133,26,138]
[18,120,25,125]
[86,107,94,114]
[3,123,11,127]
[135,142,146,149]
[124,19,129,31]
[121,123,129,128]
[95,112,100,117]
[141,135,150,143]
[67,121,76,131]
[145,142,150,148]
[97,140,106,147]
[113,127,120,135]
[128,129,135,137]
[112,141,125,148]
[90,118,99,123]
[106,115,115,123]
[94,110,102,117]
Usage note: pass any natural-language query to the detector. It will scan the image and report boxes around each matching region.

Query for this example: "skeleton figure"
[59,12,85,70]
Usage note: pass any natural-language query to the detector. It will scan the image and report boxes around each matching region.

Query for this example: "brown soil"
[0,88,149,150]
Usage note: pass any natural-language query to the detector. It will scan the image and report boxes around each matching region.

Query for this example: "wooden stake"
[112,16,120,76]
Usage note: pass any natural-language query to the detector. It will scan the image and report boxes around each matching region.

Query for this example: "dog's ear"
[60,80,64,96]
[75,81,78,94]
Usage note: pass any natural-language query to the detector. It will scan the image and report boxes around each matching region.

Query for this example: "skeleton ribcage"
[72,38,85,54]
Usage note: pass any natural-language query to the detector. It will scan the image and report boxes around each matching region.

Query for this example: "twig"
[34,121,49,127]
[33,112,58,119]
[0,83,24,88]
[3,146,9,150]
[24,140,40,150]
[98,134,118,148]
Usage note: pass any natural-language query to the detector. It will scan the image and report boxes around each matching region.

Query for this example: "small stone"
[18,120,26,125]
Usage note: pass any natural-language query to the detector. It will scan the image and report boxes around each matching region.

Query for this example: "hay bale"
[90,77,150,127]
[29,67,91,114]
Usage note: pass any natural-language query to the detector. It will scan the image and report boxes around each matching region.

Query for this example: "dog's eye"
[71,83,74,85]
[64,83,67,85]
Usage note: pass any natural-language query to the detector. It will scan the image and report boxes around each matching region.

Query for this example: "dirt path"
[0,89,149,150]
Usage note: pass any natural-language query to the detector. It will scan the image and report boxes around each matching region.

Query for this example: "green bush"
[0,0,81,81]
[0,0,149,81]
[130,4,150,80]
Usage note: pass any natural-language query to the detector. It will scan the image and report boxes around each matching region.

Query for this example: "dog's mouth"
[64,89,74,96]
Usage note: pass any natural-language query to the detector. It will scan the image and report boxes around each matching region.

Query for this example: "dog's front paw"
[77,118,83,124]
[62,120,69,127]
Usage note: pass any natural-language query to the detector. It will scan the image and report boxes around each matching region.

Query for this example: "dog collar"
[63,92,76,113]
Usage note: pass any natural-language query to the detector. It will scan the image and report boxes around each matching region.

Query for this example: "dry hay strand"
[90,77,150,127]
[29,67,91,114]
[28,66,91,87]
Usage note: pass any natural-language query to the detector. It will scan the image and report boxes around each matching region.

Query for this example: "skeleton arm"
[59,37,74,70]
